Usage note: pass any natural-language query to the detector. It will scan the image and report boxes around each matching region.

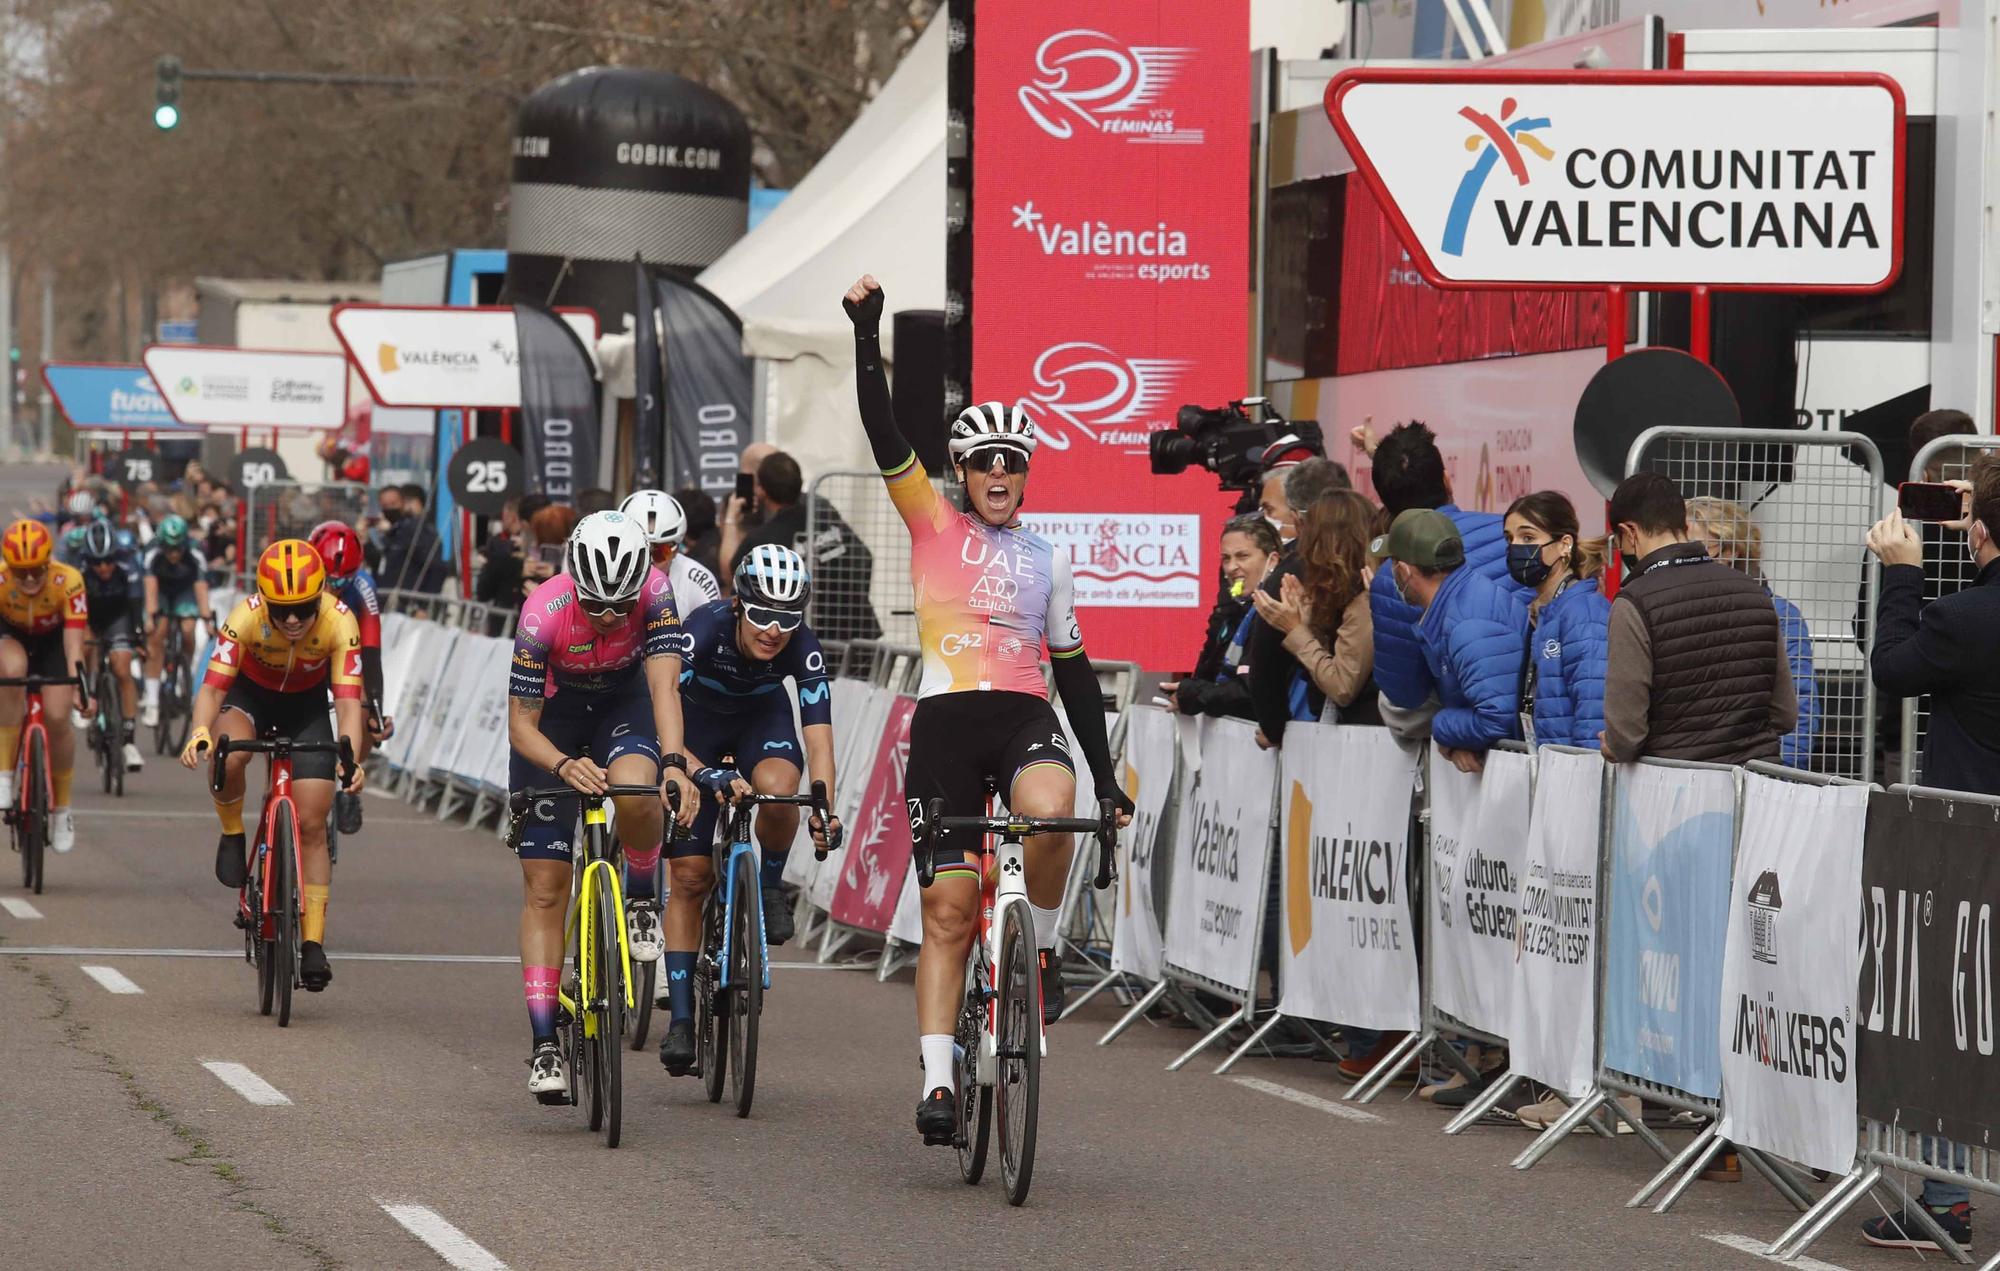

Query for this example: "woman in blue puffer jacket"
[1503,491,1610,748]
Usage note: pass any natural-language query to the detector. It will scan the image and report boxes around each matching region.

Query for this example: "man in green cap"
[1372,507,1528,775]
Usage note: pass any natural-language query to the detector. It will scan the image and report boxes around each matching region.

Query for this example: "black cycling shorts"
[89,611,138,653]
[1,626,68,680]
[904,690,1074,878]
[219,677,339,782]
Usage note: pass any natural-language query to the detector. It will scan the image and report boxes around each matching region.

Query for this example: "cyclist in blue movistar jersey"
[655,543,842,1076]
[141,514,211,728]
[78,520,146,772]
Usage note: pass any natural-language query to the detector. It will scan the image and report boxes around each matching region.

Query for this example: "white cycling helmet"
[947,401,1038,463]
[619,489,686,545]
[733,543,811,610]
[565,510,650,605]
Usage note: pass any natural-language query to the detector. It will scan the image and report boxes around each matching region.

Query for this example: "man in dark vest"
[1602,473,1797,765]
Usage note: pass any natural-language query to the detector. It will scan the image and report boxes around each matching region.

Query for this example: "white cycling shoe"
[50,808,75,854]
[0,769,15,810]
[527,1042,569,1102]
[123,741,145,773]
[627,903,664,963]
[140,700,160,728]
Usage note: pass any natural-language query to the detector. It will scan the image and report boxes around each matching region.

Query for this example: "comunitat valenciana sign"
[329,304,601,409]
[141,345,349,430]
[1325,69,1906,292]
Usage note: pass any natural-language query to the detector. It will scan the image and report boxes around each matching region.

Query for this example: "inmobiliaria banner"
[971,0,1250,668]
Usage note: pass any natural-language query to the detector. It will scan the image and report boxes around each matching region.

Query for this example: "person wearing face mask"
[1601,473,1796,766]
[1502,492,1610,748]
[1166,515,1279,719]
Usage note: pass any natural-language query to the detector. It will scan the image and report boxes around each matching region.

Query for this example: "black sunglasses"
[960,445,1029,475]
[269,600,319,625]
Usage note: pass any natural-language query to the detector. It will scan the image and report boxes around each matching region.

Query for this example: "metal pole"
[0,242,13,453]
[37,269,53,454]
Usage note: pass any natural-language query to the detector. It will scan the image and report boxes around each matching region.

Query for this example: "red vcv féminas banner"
[829,695,918,933]
[971,1,1250,669]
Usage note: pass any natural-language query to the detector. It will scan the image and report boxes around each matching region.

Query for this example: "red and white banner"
[828,694,918,933]
[971,1,1250,667]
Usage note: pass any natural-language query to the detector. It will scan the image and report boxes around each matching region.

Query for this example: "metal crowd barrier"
[1627,427,1884,783]
[805,470,913,648]
[1898,435,2000,786]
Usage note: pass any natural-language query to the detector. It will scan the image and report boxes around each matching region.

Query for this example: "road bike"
[624,850,665,1051]
[210,733,354,1027]
[690,780,840,1118]
[1,666,85,895]
[85,639,126,797]
[150,612,198,756]
[914,788,1116,1206]
[506,781,661,1149]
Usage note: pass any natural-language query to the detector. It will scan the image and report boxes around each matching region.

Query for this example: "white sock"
[142,677,159,704]
[919,1033,955,1096]
[1031,902,1063,952]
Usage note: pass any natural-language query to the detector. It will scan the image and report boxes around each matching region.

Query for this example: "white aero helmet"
[565,511,650,605]
[619,489,686,545]
[947,400,1037,464]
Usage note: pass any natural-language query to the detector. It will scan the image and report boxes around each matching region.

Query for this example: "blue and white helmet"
[565,511,650,605]
[947,400,1037,462]
[733,543,811,611]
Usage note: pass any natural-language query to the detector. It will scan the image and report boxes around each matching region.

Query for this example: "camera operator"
[1164,516,1280,719]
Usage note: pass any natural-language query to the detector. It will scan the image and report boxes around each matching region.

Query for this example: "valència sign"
[1324,69,1906,292]
[141,345,349,430]
[330,305,600,409]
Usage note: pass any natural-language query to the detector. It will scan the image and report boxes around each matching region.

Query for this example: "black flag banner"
[514,303,601,504]
[1856,788,2000,1145]
[631,258,664,491]
[653,273,751,499]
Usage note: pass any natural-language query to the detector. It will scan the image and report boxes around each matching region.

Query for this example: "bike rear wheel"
[596,867,625,1148]
[996,903,1041,1206]
[729,851,763,1118]
[698,891,727,1104]
[956,985,992,1184]
[95,674,114,795]
[628,959,655,1051]
[20,734,46,895]
[272,806,298,1027]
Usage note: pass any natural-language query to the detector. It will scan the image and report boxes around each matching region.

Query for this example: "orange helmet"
[256,539,326,606]
[2,519,53,571]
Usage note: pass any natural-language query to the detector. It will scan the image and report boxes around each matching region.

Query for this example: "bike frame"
[971,829,1040,1081]
[715,803,771,993]
[237,752,303,939]
[16,678,49,802]
[559,801,637,1029]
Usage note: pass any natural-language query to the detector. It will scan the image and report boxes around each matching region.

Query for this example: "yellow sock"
[0,724,18,771]
[302,884,329,945]
[51,764,71,807]
[214,797,245,836]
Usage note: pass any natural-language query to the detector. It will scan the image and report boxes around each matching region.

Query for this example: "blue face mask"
[1507,541,1554,587]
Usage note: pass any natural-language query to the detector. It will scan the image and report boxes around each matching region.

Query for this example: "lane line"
[1228,1075,1382,1123]
[378,1202,510,1271]
[1,897,44,919]
[79,965,144,994]
[199,1060,292,1106]
[1701,1232,1852,1271]
[0,945,868,969]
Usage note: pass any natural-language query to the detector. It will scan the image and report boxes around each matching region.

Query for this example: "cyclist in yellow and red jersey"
[0,519,89,853]
[181,539,367,992]
[844,276,1133,1145]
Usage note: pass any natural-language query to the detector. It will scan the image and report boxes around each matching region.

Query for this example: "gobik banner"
[1111,705,1176,981]
[1716,773,1868,1176]
[1857,789,2000,1146]
[1509,747,1603,1098]
[1428,745,1531,1036]
[828,694,918,934]
[1276,724,1420,1031]
[1602,762,1737,1099]
[1162,715,1274,996]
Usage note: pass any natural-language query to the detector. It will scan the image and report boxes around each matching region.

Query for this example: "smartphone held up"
[1898,481,1965,523]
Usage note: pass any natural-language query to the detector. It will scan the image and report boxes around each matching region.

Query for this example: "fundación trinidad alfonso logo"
[1442,97,1554,257]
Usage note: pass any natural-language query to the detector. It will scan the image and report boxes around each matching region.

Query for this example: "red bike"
[209,732,354,1027]
[2,666,86,895]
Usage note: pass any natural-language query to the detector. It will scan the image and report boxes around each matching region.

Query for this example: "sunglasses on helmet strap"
[742,603,804,633]
[960,445,1029,475]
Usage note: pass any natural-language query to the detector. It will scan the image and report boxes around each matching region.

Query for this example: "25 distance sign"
[447,437,525,517]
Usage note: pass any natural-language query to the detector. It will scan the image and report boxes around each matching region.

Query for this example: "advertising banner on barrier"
[1162,715,1274,996]
[1602,762,1737,1100]
[828,694,918,933]
[1111,706,1175,981]
[1509,747,1603,1098]
[1716,774,1867,1175]
[1431,746,1530,1036]
[1277,724,1421,1030]
[1857,791,2000,1145]
[968,1,1250,667]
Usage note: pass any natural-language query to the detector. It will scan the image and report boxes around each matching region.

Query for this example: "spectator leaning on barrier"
[1685,496,1819,770]
[1377,507,1527,773]
[723,449,880,641]
[1165,515,1278,720]
[1504,491,1610,749]
[1246,458,1353,746]
[1601,473,1796,766]
[1252,489,1380,724]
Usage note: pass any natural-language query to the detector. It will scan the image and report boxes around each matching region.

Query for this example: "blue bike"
[694,780,839,1117]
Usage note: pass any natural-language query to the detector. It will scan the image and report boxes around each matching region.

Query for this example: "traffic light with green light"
[154,56,181,129]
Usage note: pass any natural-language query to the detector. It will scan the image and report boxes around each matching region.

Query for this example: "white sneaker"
[0,768,15,810]
[627,903,664,963]
[50,807,75,854]
[527,1043,569,1098]
[140,700,159,728]
[123,741,144,772]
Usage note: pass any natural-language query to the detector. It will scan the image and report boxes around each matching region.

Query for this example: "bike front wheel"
[20,736,46,895]
[698,891,727,1104]
[596,867,625,1148]
[729,851,763,1118]
[995,902,1041,1206]
[272,807,298,1028]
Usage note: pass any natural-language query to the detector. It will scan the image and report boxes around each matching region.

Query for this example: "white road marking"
[199,1060,291,1106]
[0,945,868,968]
[79,965,143,994]
[378,1202,510,1271]
[1228,1075,1381,1123]
[1702,1232,1852,1271]
[0,897,44,919]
